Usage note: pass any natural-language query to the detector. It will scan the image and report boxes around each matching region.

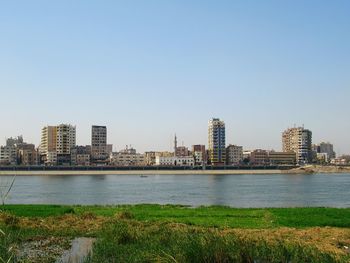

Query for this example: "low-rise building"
[176,146,190,157]
[71,146,91,166]
[17,144,38,165]
[110,146,145,166]
[0,136,25,165]
[330,158,348,165]
[226,145,243,165]
[46,152,57,166]
[250,149,269,165]
[192,145,206,165]
[268,151,296,165]
[145,151,157,166]
[0,145,17,165]
[155,156,195,166]
[316,153,328,163]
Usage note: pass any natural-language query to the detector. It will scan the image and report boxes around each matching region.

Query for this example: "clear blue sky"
[0,1,349,154]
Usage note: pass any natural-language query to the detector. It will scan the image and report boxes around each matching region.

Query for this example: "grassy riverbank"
[1,205,350,262]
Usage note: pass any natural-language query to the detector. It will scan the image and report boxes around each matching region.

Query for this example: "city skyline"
[1,1,349,154]
[0,120,343,156]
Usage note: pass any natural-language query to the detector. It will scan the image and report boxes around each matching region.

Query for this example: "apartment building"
[226,145,243,165]
[208,118,226,165]
[282,127,312,164]
[40,124,76,165]
[91,125,108,162]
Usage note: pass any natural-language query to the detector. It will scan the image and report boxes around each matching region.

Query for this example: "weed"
[115,210,135,220]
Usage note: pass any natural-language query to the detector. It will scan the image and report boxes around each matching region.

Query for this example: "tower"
[208,118,226,165]
[91,125,108,162]
[282,126,312,164]
[174,134,177,157]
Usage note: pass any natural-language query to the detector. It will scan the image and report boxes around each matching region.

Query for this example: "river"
[1,173,349,207]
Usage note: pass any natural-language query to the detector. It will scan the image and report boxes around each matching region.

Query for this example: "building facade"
[91,125,108,162]
[17,144,38,165]
[319,142,336,160]
[282,127,312,164]
[192,145,206,165]
[40,124,76,165]
[155,156,195,166]
[0,136,25,165]
[268,151,296,165]
[250,149,269,165]
[208,118,226,165]
[176,146,190,157]
[110,146,145,166]
[71,145,91,166]
[226,145,243,165]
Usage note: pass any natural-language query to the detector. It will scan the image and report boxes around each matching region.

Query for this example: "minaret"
[174,134,177,157]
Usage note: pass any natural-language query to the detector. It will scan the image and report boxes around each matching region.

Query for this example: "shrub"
[115,211,135,220]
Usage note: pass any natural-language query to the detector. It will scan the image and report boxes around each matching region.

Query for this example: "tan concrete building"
[0,136,25,165]
[40,124,76,165]
[226,145,243,165]
[71,146,91,166]
[268,151,296,165]
[282,127,312,164]
[250,149,269,165]
[110,147,145,166]
[17,144,38,165]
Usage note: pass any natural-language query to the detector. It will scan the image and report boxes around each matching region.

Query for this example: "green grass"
[86,219,345,263]
[2,204,350,228]
[1,205,350,262]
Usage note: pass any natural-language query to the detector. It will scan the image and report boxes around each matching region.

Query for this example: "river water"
[1,173,350,207]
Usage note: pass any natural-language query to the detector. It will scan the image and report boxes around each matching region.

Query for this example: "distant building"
[106,144,113,155]
[155,156,194,166]
[268,151,296,165]
[91,125,108,162]
[330,158,348,165]
[156,151,174,157]
[46,152,57,165]
[0,136,24,165]
[282,127,312,164]
[319,142,336,160]
[192,145,206,165]
[145,151,157,166]
[208,118,226,165]
[71,146,91,166]
[40,126,57,164]
[176,146,190,157]
[17,144,38,165]
[226,145,243,165]
[250,149,269,165]
[316,153,328,163]
[40,124,76,165]
[110,146,145,166]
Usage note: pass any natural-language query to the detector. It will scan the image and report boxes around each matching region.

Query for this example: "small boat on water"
[140,175,148,178]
